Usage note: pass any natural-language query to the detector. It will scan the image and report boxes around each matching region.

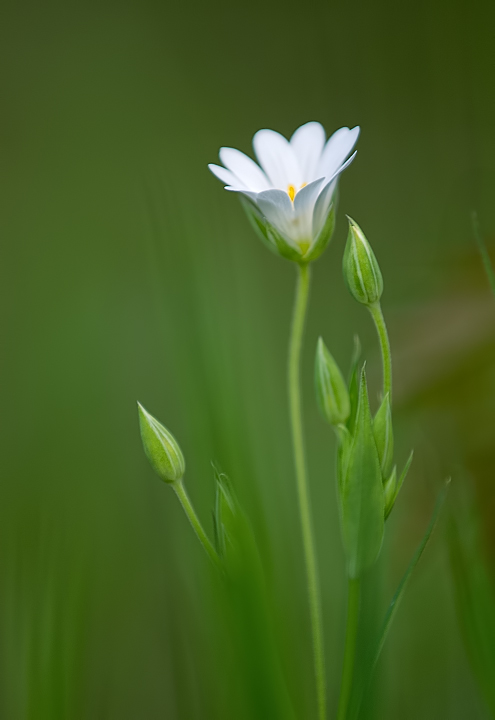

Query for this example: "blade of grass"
[448,505,495,715]
[472,211,495,299]
[354,480,450,718]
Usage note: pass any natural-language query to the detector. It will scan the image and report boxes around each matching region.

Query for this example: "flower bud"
[343,217,383,306]
[315,337,350,426]
[138,402,185,483]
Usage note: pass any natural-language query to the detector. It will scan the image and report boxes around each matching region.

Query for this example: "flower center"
[287,182,307,203]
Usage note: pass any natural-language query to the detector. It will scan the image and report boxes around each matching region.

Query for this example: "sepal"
[240,197,303,263]
[303,203,336,263]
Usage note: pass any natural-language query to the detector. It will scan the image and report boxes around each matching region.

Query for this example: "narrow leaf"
[383,466,397,519]
[373,393,393,477]
[396,450,414,498]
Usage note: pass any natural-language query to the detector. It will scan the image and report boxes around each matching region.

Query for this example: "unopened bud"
[138,402,185,483]
[315,337,350,426]
[343,217,383,306]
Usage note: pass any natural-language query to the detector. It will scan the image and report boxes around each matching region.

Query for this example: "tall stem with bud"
[173,480,220,566]
[369,302,392,402]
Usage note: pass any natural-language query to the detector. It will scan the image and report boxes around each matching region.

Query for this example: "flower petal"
[208,163,247,190]
[225,186,259,203]
[219,147,271,192]
[312,179,338,238]
[290,122,326,183]
[312,152,357,235]
[253,129,302,190]
[317,127,360,181]
[256,188,295,241]
[293,178,325,240]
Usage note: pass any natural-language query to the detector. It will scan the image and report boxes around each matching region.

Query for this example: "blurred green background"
[1,0,495,717]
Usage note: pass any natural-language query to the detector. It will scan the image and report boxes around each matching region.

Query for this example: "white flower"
[209,121,359,261]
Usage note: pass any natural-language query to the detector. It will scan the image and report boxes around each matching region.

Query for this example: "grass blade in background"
[355,481,450,718]
[472,212,495,299]
[449,501,495,717]
[213,469,298,720]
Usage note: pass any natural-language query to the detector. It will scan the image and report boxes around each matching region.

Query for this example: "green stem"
[369,302,392,403]
[337,577,361,720]
[288,263,326,720]
[173,479,220,567]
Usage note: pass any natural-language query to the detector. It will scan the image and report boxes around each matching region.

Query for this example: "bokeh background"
[1,0,495,717]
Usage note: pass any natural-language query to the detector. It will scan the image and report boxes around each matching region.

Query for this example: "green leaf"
[384,451,413,520]
[396,450,414,498]
[373,393,393,477]
[315,337,350,426]
[383,466,397,519]
[340,366,385,578]
[359,480,449,710]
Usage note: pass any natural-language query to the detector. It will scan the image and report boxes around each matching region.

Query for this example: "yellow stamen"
[287,182,308,202]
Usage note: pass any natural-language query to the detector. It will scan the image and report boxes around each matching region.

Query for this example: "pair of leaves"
[335,338,413,577]
[339,367,385,578]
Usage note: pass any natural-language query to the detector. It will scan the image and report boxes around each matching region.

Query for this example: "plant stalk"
[288,262,326,720]
[173,479,220,567]
[337,577,361,720]
[369,302,392,403]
